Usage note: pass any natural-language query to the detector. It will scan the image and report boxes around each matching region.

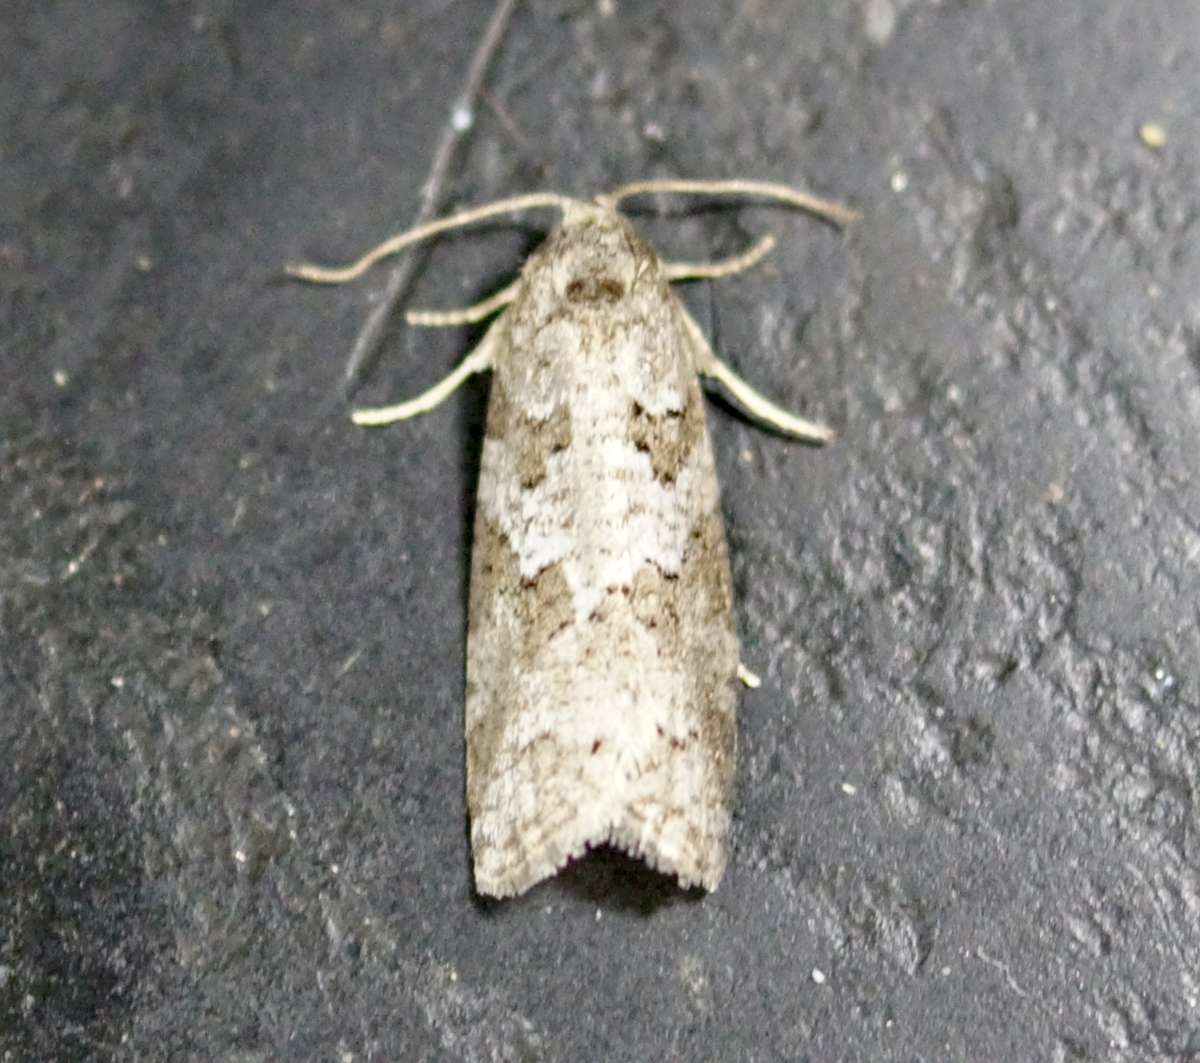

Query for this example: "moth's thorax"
[466,198,738,898]
[518,202,665,311]
[499,204,689,418]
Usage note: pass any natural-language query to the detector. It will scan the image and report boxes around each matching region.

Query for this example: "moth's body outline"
[466,206,737,894]
[288,180,856,897]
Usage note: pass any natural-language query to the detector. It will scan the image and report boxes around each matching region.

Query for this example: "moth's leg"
[284,192,571,284]
[351,314,505,426]
[404,279,520,327]
[604,178,860,228]
[736,664,762,689]
[662,234,776,283]
[679,302,834,444]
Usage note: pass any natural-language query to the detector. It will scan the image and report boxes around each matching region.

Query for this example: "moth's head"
[537,201,647,305]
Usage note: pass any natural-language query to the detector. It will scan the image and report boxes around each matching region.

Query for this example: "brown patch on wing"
[467,515,514,638]
[689,648,737,800]
[468,517,574,664]
[466,517,574,815]
[682,509,738,798]
[626,508,734,651]
[682,508,735,622]
[627,505,738,798]
[516,406,571,489]
[628,395,705,484]
[465,516,514,815]
[484,380,572,488]
[483,377,515,441]
[516,561,574,657]
[627,564,680,643]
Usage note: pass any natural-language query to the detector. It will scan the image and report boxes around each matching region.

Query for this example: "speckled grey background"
[3,1,1198,1060]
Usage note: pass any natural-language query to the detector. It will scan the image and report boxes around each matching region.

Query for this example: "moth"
[288,179,857,897]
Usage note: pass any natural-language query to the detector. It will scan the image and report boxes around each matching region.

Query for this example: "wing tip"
[472,807,728,898]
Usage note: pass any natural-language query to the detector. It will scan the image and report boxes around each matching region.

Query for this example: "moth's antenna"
[285,193,571,284]
[603,178,861,227]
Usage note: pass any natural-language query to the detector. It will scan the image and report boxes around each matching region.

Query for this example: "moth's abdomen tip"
[471,805,729,898]
[471,832,592,899]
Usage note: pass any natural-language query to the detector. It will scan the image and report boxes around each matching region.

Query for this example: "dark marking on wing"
[484,380,572,488]
[628,396,704,484]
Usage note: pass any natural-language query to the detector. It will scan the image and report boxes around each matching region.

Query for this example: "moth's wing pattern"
[289,181,852,901]
[464,216,740,897]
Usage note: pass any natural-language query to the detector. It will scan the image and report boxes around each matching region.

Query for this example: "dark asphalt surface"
[3,2,1198,1059]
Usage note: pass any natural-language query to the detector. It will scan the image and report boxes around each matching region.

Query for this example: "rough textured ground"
[3,2,1198,1060]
